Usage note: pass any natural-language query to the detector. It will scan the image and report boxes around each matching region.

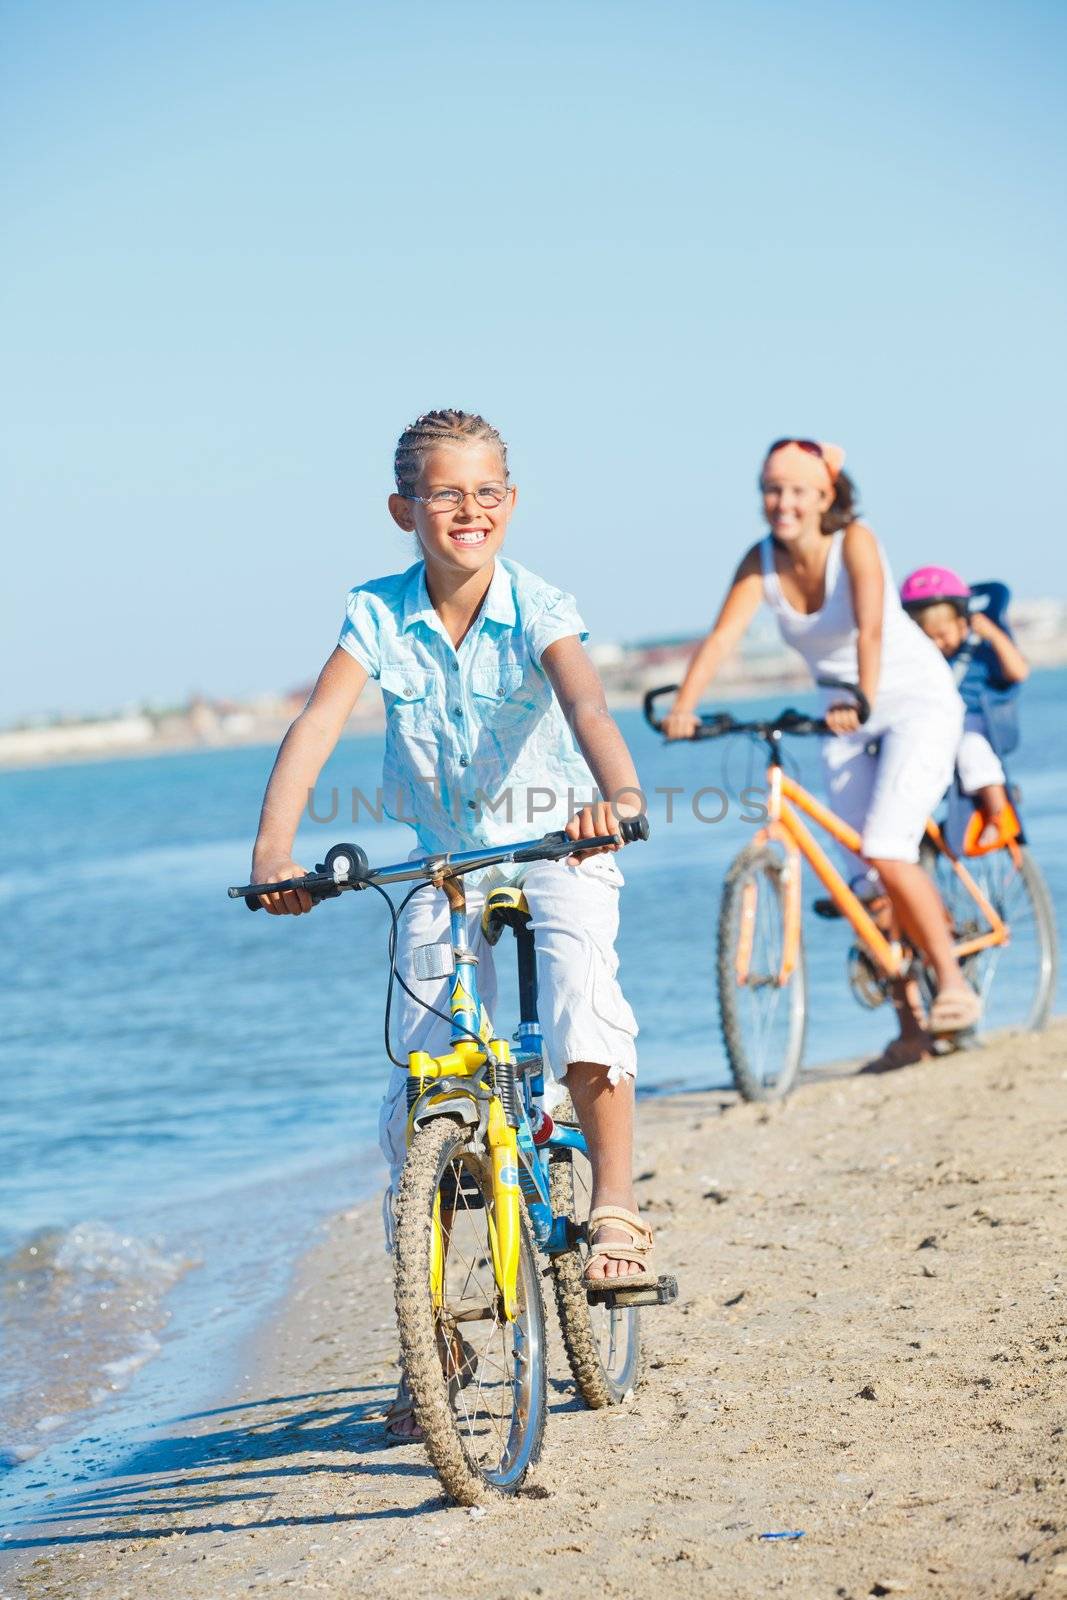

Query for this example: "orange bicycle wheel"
[920,841,1057,1035]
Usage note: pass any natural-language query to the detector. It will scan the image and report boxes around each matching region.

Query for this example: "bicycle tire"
[717,842,807,1101]
[393,1116,547,1505]
[548,1138,642,1407]
[920,840,1058,1035]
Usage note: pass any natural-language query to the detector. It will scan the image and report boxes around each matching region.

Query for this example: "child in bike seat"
[247,410,652,1440]
[900,567,1029,851]
[662,438,979,1071]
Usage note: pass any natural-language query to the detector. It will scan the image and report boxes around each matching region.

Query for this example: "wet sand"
[4,1025,1065,1600]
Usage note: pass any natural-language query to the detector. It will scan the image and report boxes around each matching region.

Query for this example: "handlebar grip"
[228,871,338,909]
[242,881,337,910]
[816,677,871,725]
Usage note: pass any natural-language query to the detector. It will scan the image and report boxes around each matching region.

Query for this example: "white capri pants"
[957,712,1006,794]
[377,853,638,1245]
[822,691,964,867]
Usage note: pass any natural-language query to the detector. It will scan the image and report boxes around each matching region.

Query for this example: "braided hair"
[394,410,509,497]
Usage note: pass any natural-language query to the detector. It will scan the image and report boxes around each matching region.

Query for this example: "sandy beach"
[4,1025,1065,1600]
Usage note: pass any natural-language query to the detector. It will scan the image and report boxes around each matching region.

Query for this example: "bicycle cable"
[363,878,492,1069]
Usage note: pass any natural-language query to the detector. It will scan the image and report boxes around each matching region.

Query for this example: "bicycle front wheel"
[922,841,1058,1035]
[717,843,807,1101]
[393,1116,547,1505]
[548,1116,642,1407]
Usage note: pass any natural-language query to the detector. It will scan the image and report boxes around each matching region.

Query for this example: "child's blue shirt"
[949,636,1013,715]
[947,632,1020,757]
[338,557,598,852]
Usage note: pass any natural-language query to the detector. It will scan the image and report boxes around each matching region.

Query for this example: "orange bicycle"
[645,684,1056,1100]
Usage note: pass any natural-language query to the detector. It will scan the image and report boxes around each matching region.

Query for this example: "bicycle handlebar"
[229,816,651,911]
[642,677,870,740]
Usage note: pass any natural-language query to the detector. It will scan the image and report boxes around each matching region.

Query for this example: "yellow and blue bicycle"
[230,819,675,1505]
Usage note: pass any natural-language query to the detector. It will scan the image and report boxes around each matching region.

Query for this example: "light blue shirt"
[338,557,598,852]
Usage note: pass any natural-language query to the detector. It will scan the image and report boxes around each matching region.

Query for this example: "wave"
[0,1221,196,1465]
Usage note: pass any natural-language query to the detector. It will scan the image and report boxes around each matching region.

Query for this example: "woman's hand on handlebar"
[565,797,638,860]
[824,702,862,737]
[661,706,700,741]
[251,853,314,914]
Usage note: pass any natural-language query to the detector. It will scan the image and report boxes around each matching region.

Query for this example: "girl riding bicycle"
[664,438,980,1070]
[248,409,654,1438]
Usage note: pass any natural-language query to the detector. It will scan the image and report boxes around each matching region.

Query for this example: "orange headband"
[764,438,846,489]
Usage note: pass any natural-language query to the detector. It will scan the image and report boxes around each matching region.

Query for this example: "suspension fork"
[422,1077,523,1318]
[486,1056,522,1322]
[434,872,523,1320]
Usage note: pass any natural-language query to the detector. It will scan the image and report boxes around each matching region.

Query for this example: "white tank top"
[759,529,958,716]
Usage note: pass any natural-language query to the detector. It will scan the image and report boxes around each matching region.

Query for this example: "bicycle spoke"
[432,1157,539,1475]
[928,844,1054,1034]
[745,876,786,1081]
[719,846,805,1102]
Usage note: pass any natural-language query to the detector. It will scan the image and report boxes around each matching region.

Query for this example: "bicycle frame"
[741,761,1010,988]
[404,872,585,1324]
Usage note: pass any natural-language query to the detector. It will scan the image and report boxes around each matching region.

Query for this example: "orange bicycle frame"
[738,764,1009,987]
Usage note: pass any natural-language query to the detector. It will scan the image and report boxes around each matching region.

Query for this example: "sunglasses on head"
[766,438,826,460]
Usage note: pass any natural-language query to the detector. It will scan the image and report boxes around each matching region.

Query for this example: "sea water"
[1,673,1063,1520]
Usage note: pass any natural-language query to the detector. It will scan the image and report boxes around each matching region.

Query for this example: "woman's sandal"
[583,1205,655,1287]
[928,987,983,1036]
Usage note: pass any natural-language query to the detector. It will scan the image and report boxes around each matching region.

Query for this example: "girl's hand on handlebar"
[825,703,862,737]
[662,707,700,741]
[565,798,636,860]
[251,855,313,914]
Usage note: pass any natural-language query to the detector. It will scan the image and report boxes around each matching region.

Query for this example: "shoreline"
[4,1024,1065,1599]
[5,659,1067,776]
[0,673,890,774]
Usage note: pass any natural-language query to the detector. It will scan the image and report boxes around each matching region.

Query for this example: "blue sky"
[3,0,1065,721]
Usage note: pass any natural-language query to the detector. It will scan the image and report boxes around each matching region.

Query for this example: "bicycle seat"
[481,887,532,945]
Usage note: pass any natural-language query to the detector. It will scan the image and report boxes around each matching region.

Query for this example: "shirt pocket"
[379,665,436,731]
[470,662,532,726]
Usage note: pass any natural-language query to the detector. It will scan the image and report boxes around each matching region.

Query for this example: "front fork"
[486,1084,522,1321]
[414,1037,525,1324]
[737,821,802,986]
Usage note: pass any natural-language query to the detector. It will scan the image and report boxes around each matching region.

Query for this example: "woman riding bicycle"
[663,438,980,1070]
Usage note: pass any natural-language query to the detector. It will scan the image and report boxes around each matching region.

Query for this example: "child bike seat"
[481,887,532,945]
[968,580,1011,630]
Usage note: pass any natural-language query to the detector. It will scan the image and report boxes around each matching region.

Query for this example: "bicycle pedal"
[585,1274,678,1309]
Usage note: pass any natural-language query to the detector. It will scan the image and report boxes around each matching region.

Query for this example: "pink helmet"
[899,565,971,615]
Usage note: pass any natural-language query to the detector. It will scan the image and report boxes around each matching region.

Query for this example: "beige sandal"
[928,987,983,1036]
[584,1205,655,1287]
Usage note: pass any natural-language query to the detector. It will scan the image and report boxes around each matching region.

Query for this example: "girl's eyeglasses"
[406,485,508,512]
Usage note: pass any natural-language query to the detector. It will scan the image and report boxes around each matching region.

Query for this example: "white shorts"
[822,691,963,866]
[377,853,638,1241]
[957,713,1006,794]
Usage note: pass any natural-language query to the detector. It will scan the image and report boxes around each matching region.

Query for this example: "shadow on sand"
[3,1382,445,1550]
[5,1376,585,1552]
